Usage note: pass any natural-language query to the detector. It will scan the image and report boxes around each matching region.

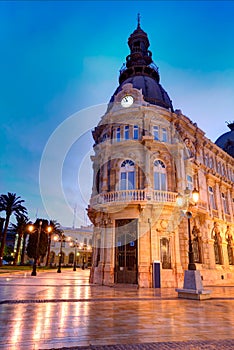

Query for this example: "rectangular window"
[208,186,216,210]
[124,125,129,140]
[128,171,135,189]
[133,125,139,140]
[116,127,121,142]
[222,193,229,214]
[154,173,160,190]
[187,175,193,190]
[162,128,168,142]
[120,172,126,190]
[161,173,166,190]
[153,126,159,140]
[101,133,107,143]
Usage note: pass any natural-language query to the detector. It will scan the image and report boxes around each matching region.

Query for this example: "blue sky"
[1,1,234,227]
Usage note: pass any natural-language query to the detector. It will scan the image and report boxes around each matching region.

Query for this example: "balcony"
[90,189,178,207]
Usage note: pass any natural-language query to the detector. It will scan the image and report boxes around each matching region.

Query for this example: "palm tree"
[0,192,27,266]
[46,220,63,266]
[11,214,29,265]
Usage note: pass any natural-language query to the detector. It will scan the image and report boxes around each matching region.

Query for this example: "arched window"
[68,252,74,264]
[154,160,167,190]
[120,160,135,190]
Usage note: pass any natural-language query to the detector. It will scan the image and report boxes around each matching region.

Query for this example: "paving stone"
[0,269,233,350]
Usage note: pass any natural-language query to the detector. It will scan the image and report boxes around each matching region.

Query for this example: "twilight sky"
[1,1,234,227]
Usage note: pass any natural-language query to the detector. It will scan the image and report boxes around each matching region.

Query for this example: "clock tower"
[88,18,181,287]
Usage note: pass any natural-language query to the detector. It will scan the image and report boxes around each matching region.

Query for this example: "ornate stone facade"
[87,22,234,288]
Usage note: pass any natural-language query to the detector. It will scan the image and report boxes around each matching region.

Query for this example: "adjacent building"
[49,225,93,268]
[87,20,234,288]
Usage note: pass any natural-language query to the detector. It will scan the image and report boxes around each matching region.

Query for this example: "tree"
[26,219,49,263]
[11,214,29,265]
[46,220,63,266]
[0,192,27,266]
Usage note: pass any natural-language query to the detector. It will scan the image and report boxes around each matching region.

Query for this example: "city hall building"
[87,20,234,288]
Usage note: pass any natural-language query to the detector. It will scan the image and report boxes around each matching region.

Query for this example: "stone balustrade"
[90,189,178,206]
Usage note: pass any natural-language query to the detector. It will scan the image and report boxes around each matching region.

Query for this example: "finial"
[137,13,141,28]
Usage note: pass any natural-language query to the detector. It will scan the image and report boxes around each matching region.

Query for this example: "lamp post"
[176,187,211,299]
[177,187,199,270]
[53,232,66,273]
[28,220,52,276]
[69,238,79,271]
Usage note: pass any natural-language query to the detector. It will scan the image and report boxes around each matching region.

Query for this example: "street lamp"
[69,238,79,271]
[28,220,52,276]
[53,232,66,273]
[177,187,199,270]
[176,187,211,299]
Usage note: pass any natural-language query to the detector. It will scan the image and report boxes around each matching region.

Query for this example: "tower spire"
[137,13,141,29]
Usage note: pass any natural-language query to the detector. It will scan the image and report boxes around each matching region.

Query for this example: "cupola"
[215,122,234,158]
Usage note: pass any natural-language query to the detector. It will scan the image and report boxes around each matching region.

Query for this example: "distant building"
[49,225,93,268]
[88,20,234,288]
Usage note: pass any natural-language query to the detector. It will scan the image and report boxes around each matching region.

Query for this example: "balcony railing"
[90,190,178,207]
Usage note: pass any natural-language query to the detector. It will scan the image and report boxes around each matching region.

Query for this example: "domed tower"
[109,15,173,111]
[215,122,234,158]
[88,18,188,288]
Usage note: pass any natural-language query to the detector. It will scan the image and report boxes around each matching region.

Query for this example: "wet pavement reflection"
[0,269,234,349]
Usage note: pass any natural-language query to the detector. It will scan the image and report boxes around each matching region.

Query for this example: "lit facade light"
[192,188,199,204]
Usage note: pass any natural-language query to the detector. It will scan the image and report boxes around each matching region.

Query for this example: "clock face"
[121,95,134,108]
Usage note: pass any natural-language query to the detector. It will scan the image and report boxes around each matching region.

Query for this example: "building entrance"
[115,219,138,284]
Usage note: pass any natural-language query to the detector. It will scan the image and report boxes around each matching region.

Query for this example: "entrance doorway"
[115,219,138,284]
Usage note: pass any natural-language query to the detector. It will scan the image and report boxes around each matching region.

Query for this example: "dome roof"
[110,75,173,110]
[109,18,173,111]
[215,122,234,158]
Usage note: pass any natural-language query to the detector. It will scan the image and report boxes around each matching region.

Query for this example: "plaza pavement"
[0,268,233,350]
